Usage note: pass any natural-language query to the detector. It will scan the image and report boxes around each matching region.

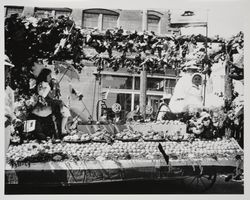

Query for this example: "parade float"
[5,13,244,192]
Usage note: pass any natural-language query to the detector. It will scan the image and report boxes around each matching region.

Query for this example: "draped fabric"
[169,73,203,113]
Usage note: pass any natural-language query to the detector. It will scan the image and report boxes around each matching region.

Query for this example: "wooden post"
[140,65,147,120]
[203,23,208,106]
[224,60,233,108]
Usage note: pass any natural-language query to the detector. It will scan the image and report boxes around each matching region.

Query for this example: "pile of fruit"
[115,129,141,141]
[63,130,91,143]
[128,120,185,126]
[142,130,165,141]
[155,120,186,125]
[91,129,114,142]
[6,138,243,166]
[6,140,68,166]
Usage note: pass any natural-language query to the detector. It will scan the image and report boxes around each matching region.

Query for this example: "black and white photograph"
[3,0,248,198]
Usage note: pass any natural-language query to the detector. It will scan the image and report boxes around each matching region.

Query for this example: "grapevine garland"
[5,14,244,102]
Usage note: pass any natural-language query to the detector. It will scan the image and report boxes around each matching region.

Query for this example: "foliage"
[5,13,244,98]
[5,14,85,95]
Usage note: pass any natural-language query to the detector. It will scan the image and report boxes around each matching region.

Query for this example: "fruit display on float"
[63,130,91,143]
[91,128,114,143]
[115,129,141,141]
[166,131,195,142]
[142,130,165,141]
[6,140,68,166]
[128,120,185,126]
[128,120,187,136]
[6,138,243,166]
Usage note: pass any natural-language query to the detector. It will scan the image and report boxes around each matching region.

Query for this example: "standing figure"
[223,110,238,139]
[211,112,224,138]
[26,68,70,140]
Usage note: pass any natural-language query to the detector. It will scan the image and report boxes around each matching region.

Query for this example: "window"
[148,14,160,34]
[135,77,140,90]
[102,75,132,89]
[147,78,164,91]
[105,93,132,120]
[165,79,176,94]
[103,14,118,30]
[34,7,71,18]
[82,9,119,30]
[55,10,71,18]
[135,77,165,91]
[35,9,52,18]
[83,13,99,28]
[5,6,24,17]
[134,94,140,110]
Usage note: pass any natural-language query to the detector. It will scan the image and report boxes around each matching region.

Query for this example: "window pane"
[35,10,52,18]
[6,7,23,17]
[55,11,71,18]
[105,93,132,121]
[135,77,140,90]
[147,78,164,91]
[103,14,118,30]
[165,79,176,94]
[134,94,140,110]
[148,17,159,33]
[83,13,99,28]
[102,75,132,89]
[148,95,161,118]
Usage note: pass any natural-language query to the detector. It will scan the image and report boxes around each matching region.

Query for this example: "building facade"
[5,5,180,121]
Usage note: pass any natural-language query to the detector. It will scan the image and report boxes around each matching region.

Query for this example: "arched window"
[5,6,24,17]
[82,9,119,30]
[147,11,163,34]
[148,14,160,33]
[34,7,72,18]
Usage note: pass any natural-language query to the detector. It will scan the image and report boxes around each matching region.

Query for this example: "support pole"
[203,18,208,106]
[140,65,147,120]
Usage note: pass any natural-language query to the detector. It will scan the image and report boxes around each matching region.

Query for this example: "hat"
[4,55,14,68]
[161,94,172,101]
[191,73,202,80]
[183,60,200,71]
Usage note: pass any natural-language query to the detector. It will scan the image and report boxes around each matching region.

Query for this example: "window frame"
[147,14,161,34]
[5,6,24,17]
[34,7,72,18]
[82,9,119,30]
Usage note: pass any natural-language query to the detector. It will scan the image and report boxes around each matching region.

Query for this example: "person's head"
[227,110,235,120]
[212,112,219,123]
[192,73,202,87]
[37,68,52,84]
[31,59,44,77]
[202,116,211,127]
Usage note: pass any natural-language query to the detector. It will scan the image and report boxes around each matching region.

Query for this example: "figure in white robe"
[169,73,203,113]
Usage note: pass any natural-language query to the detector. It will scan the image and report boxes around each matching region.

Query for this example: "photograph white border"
[1,0,249,200]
